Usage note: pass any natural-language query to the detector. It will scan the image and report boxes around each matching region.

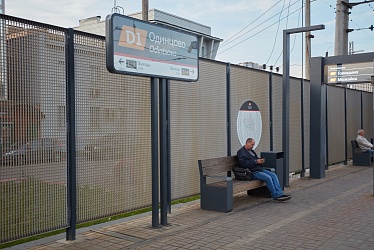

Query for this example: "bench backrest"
[351,140,358,149]
[198,155,239,177]
[351,140,361,154]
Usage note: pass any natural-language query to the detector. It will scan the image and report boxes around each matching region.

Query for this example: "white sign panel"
[237,100,262,149]
[106,14,199,81]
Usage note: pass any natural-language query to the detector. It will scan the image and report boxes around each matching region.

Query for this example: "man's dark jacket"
[237,146,263,172]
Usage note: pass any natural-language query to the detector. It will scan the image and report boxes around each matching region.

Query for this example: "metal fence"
[0,16,68,243]
[0,14,372,243]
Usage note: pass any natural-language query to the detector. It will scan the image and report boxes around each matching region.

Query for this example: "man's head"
[244,138,255,150]
[358,129,365,136]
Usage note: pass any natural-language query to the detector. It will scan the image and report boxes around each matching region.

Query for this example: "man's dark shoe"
[276,195,291,201]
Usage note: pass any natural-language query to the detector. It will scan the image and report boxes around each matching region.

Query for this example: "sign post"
[106,14,199,228]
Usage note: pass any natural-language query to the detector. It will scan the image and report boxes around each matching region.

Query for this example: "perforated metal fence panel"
[303,80,310,171]
[362,92,373,137]
[73,32,152,223]
[169,59,227,198]
[229,65,270,155]
[0,16,68,243]
[327,86,346,164]
[346,89,362,158]
[272,74,283,152]
[289,78,302,173]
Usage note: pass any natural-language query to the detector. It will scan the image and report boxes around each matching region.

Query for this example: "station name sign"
[325,62,373,84]
[106,14,199,81]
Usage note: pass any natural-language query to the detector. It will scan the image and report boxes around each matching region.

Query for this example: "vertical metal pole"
[282,30,290,187]
[371,74,374,195]
[360,91,364,129]
[159,78,167,225]
[226,63,231,157]
[269,72,273,151]
[301,78,305,176]
[166,80,171,214]
[325,86,329,170]
[310,56,326,179]
[151,77,159,228]
[66,28,77,241]
[344,87,348,165]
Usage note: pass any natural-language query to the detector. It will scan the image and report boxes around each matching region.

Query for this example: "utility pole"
[334,0,350,55]
[305,0,311,79]
[142,0,149,21]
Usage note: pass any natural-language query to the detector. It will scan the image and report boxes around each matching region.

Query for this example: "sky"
[3,0,374,77]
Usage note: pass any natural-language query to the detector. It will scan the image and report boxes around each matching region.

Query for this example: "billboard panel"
[106,14,199,81]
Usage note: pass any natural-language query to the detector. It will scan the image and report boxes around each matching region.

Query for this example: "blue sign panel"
[106,14,199,81]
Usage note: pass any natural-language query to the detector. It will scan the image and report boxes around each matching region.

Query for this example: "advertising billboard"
[106,14,199,81]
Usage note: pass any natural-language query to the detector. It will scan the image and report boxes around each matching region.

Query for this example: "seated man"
[237,138,291,202]
[356,129,373,153]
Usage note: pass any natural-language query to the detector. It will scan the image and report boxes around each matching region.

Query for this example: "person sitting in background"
[356,129,373,153]
[237,138,291,202]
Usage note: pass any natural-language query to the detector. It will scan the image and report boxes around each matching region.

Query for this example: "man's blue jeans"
[252,169,284,200]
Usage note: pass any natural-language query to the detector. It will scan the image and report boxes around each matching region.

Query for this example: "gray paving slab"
[7,163,374,250]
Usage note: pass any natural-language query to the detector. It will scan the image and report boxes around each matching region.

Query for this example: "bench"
[351,140,371,166]
[198,155,271,213]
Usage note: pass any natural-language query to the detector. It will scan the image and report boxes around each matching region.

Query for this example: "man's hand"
[257,158,265,164]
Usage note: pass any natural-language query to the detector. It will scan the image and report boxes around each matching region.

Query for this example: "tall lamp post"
[283,25,325,187]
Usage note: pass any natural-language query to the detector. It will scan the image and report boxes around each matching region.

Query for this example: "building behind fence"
[0,14,372,244]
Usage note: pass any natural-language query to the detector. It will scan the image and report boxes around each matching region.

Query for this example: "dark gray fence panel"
[229,65,270,155]
[346,89,362,159]
[0,15,68,243]
[272,74,283,152]
[362,91,373,138]
[303,80,310,171]
[289,78,302,173]
[169,59,227,199]
[327,85,346,164]
[73,32,152,223]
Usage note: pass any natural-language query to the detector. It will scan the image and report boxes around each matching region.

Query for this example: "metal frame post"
[226,63,231,157]
[372,75,374,194]
[166,80,171,214]
[310,57,326,178]
[151,77,159,228]
[66,28,77,240]
[269,71,273,151]
[301,78,305,176]
[159,78,168,225]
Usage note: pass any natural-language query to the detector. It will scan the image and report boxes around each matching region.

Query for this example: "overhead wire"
[274,0,302,68]
[265,0,287,65]
[216,2,304,56]
[219,0,283,48]
[218,0,302,51]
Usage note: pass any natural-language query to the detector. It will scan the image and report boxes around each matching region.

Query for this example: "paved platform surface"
[9,163,374,250]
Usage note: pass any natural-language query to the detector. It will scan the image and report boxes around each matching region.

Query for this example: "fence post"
[226,63,231,157]
[66,28,77,241]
